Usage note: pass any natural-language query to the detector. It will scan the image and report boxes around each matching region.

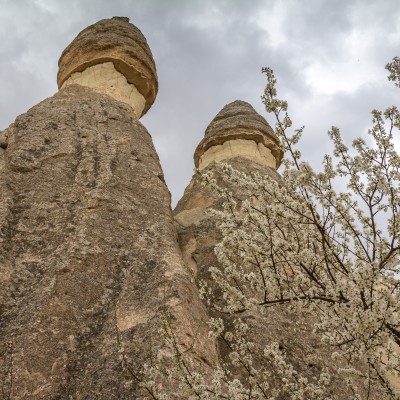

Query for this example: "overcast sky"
[1,0,400,205]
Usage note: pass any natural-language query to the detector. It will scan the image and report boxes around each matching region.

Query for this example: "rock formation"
[0,17,217,399]
[195,100,282,171]
[57,16,157,118]
[0,15,384,400]
[174,100,378,399]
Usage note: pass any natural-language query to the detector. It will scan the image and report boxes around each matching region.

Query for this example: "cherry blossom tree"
[127,59,400,399]
[199,58,400,399]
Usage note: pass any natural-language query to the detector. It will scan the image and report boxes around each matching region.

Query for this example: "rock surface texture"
[0,18,217,399]
[194,100,283,170]
[58,16,157,116]
[61,62,147,118]
[174,101,379,399]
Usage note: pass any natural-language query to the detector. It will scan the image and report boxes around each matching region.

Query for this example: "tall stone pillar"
[174,100,375,398]
[175,101,284,297]
[0,17,217,399]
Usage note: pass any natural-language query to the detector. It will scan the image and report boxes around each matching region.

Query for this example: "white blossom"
[125,58,400,400]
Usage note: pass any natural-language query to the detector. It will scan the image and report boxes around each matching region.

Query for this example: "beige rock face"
[174,102,380,399]
[58,16,157,116]
[198,138,276,170]
[0,19,218,399]
[61,62,146,118]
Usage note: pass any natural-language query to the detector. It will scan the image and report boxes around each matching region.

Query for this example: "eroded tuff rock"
[61,62,147,119]
[174,101,379,399]
[194,100,283,169]
[0,18,217,399]
[58,16,157,116]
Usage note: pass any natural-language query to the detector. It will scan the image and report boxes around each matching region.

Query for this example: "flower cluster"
[127,59,400,399]
[200,64,400,398]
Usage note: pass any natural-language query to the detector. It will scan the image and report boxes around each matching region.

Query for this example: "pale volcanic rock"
[0,19,218,399]
[57,16,157,116]
[194,100,283,169]
[61,62,146,118]
[198,137,276,170]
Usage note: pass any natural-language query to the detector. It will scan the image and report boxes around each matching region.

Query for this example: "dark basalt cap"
[194,100,283,168]
[57,17,158,115]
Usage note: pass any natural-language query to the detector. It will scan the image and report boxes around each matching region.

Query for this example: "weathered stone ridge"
[61,62,146,118]
[194,100,283,169]
[58,16,158,116]
[204,100,279,140]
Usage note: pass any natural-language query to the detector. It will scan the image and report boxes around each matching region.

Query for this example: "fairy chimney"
[0,16,383,400]
[174,100,378,399]
[57,16,158,118]
[175,100,283,227]
[0,17,217,399]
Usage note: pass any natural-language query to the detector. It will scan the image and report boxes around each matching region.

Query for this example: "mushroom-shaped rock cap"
[57,17,158,115]
[194,100,283,168]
